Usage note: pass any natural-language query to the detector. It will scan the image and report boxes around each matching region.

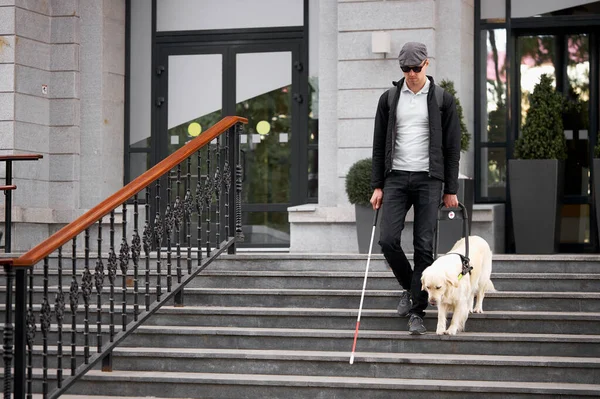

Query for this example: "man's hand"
[370,188,383,210]
[442,193,458,208]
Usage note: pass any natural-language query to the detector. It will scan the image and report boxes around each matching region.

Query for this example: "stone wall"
[0,0,125,252]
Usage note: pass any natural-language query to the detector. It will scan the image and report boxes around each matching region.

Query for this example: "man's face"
[401,59,428,84]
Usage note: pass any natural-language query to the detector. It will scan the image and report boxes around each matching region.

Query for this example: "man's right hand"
[370,188,383,210]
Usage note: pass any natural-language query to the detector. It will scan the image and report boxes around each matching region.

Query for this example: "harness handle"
[433,201,470,260]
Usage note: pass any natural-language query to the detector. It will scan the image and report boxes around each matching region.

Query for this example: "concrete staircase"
[4,253,600,398]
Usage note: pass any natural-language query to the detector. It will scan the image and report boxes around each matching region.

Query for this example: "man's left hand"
[442,193,459,208]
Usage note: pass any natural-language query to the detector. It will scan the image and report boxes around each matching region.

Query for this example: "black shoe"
[408,314,426,335]
[396,290,412,317]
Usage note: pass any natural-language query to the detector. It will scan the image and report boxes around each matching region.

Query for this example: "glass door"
[516,31,595,251]
[233,45,300,246]
[156,41,305,248]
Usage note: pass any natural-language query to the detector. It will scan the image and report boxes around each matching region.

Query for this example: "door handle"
[292,93,303,104]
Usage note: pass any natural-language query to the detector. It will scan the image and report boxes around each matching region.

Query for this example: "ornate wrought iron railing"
[1,116,247,399]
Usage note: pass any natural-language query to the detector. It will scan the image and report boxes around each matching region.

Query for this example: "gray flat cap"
[398,42,428,67]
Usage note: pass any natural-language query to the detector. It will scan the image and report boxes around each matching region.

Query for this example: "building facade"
[1,0,600,254]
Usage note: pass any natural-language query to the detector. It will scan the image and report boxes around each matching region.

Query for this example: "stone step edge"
[3,307,600,321]
[23,369,600,395]
[26,346,600,367]
[12,270,600,279]
[30,396,181,399]
[6,287,600,298]
[2,323,598,342]
[153,306,600,320]
[133,325,600,342]
[25,253,600,261]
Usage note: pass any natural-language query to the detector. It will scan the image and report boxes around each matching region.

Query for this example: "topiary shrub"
[345,158,372,206]
[514,74,567,160]
[439,79,470,152]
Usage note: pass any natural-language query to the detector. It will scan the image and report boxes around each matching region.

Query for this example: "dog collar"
[444,252,473,279]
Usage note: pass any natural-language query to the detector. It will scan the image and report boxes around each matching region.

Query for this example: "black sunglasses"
[401,65,424,73]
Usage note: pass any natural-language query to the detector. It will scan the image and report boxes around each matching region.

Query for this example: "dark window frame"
[474,0,600,252]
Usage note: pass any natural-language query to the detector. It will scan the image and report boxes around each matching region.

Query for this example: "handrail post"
[1,154,43,254]
[4,160,12,252]
[228,125,236,254]
[232,122,245,253]
[2,262,14,399]
[13,267,27,399]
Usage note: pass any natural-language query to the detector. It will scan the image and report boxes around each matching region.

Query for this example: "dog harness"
[443,253,473,280]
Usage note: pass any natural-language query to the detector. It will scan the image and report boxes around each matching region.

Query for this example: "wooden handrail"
[0,154,43,162]
[13,116,247,267]
[0,185,17,191]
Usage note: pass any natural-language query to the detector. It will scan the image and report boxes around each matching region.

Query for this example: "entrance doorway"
[515,30,600,252]
[155,38,309,248]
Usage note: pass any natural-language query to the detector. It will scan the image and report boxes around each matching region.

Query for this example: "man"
[370,42,461,335]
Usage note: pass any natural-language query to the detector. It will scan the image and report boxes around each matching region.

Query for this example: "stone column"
[79,0,126,209]
[0,0,126,252]
[436,0,475,178]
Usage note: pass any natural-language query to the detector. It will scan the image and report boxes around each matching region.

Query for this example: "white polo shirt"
[392,79,430,172]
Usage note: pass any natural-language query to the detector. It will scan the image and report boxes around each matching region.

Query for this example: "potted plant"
[345,158,381,254]
[593,137,600,248]
[439,79,470,153]
[437,80,474,252]
[509,74,567,253]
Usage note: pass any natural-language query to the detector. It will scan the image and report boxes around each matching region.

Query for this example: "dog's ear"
[445,273,459,287]
[420,276,425,291]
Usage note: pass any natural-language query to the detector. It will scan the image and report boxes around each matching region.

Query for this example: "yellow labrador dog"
[421,235,494,335]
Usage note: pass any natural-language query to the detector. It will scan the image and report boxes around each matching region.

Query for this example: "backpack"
[387,83,445,112]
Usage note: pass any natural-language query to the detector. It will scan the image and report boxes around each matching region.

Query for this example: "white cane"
[349,207,380,365]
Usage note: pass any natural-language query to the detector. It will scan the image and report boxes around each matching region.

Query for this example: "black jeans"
[379,170,442,318]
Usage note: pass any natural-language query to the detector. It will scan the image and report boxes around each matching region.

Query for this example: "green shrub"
[595,133,600,158]
[514,74,567,160]
[439,79,470,152]
[345,158,372,206]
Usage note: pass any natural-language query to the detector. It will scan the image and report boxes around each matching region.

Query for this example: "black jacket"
[371,76,461,194]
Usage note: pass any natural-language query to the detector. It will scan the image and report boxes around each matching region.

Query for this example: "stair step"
[59,369,600,398]
[148,306,600,334]
[4,270,600,292]
[33,252,600,274]
[22,346,600,384]
[108,348,600,384]
[6,288,600,312]
[6,308,600,340]
[123,325,600,358]
[144,288,600,312]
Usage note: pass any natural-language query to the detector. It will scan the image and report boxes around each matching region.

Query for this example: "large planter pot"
[436,177,474,254]
[354,204,382,254]
[593,159,600,249]
[508,159,564,254]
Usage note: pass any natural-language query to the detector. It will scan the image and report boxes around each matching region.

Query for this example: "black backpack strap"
[434,84,445,111]
[387,86,397,110]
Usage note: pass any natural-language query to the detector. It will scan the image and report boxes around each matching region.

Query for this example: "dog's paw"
[444,327,458,335]
[473,307,483,313]
[436,328,445,335]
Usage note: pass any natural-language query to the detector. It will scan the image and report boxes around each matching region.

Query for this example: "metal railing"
[1,116,247,398]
